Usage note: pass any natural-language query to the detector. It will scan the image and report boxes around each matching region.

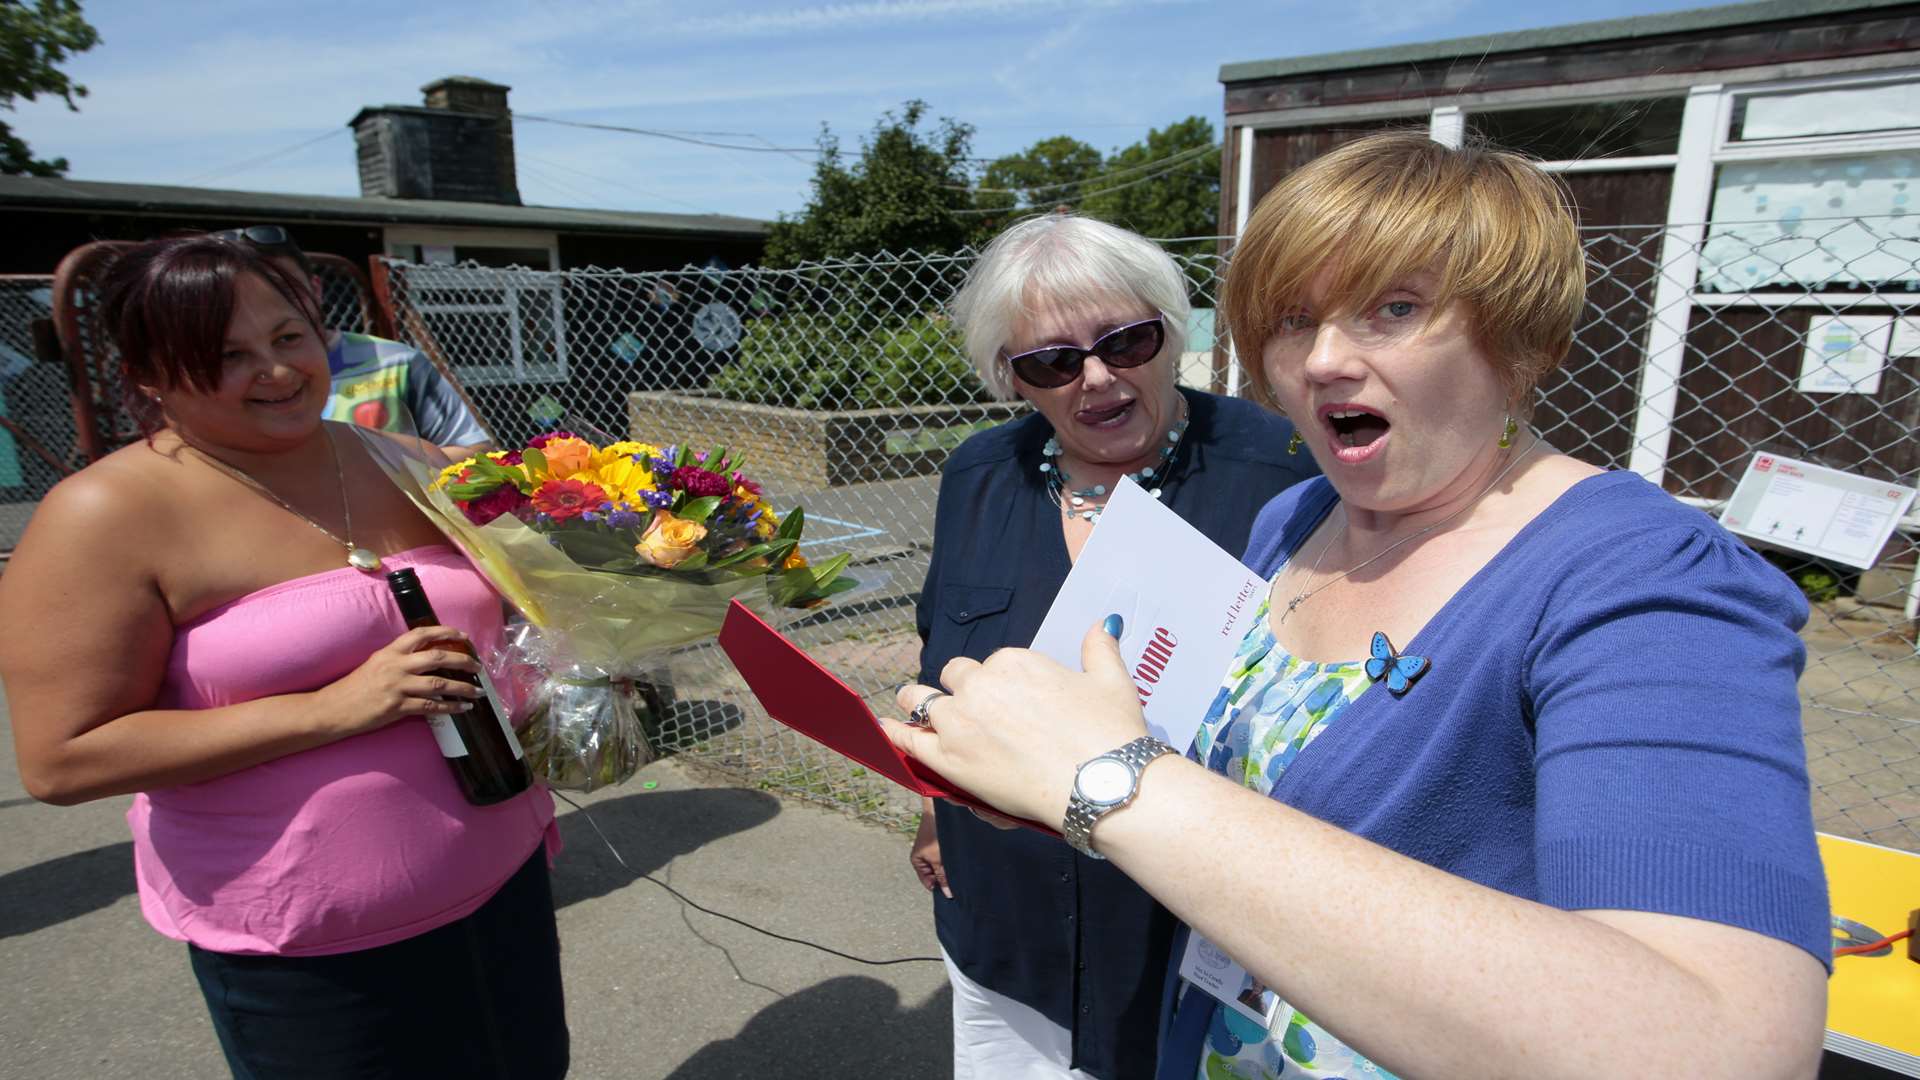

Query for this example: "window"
[1467,97,1684,161]
[385,229,567,385]
[405,265,568,385]
[1731,81,1920,142]
[1697,74,1920,293]
[1699,151,1920,292]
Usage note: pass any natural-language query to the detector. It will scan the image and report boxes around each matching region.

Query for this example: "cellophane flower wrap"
[357,430,855,791]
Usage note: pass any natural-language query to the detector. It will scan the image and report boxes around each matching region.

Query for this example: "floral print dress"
[1183,584,1398,1080]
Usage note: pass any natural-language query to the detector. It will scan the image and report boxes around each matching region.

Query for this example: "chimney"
[350,76,521,205]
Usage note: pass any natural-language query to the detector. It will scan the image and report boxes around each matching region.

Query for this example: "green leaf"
[708,540,788,570]
[805,552,853,591]
[446,480,505,501]
[776,506,805,542]
[768,566,816,608]
[672,551,710,572]
[678,495,722,524]
[522,447,549,477]
[808,576,860,601]
[547,529,638,569]
[769,552,854,607]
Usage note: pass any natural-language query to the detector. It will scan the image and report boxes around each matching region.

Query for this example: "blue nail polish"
[1102,613,1124,638]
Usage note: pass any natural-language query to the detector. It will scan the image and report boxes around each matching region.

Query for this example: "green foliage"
[708,313,987,411]
[0,0,101,177]
[967,135,1104,245]
[1796,570,1841,604]
[765,100,977,266]
[1079,116,1222,256]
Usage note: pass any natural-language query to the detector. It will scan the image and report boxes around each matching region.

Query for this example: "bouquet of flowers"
[359,429,855,791]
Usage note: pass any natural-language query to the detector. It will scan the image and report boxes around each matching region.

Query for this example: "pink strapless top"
[128,545,557,957]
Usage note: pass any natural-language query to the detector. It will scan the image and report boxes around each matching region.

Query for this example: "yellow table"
[1820,833,1920,1076]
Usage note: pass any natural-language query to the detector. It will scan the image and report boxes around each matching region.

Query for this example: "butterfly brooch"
[1365,631,1429,695]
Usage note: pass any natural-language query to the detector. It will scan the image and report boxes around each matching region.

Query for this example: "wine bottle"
[386,568,532,806]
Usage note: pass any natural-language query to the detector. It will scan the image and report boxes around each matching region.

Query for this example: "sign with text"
[1720,453,1916,570]
[1030,478,1267,754]
[1798,315,1889,396]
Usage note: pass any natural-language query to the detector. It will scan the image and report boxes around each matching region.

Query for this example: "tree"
[966,135,1103,245]
[764,100,977,267]
[1080,116,1221,255]
[0,0,101,177]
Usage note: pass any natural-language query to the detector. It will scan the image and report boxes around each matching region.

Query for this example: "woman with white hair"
[909,213,1317,1079]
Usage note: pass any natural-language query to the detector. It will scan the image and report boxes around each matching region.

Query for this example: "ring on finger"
[906,690,948,729]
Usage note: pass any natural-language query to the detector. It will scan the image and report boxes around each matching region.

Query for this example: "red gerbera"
[531,478,608,521]
[668,466,730,498]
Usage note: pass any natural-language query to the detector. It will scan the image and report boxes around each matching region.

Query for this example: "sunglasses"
[1001,317,1166,389]
[210,224,295,249]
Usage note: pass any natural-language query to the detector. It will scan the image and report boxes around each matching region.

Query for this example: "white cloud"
[668,0,1147,38]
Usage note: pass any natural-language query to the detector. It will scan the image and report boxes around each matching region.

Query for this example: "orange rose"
[539,436,593,479]
[635,510,708,569]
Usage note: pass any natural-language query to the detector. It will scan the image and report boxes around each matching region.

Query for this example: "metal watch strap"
[1063,735,1177,859]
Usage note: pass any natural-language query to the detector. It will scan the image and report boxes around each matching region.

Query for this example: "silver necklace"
[1041,395,1191,523]
[192,425,383,573]
[1278,436,1536,624]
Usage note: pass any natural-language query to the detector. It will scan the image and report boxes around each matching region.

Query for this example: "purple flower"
[607,510,643,529]
[640,489,673,509]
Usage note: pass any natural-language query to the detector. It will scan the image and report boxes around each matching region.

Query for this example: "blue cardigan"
[917,388,1319,1080]
[1158,471,1831,1075]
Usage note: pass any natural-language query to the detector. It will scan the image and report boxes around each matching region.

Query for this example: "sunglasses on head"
[210,224,295,249]
[1001,317,1166,389]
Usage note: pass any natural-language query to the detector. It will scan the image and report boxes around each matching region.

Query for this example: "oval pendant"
[348,547,383,572]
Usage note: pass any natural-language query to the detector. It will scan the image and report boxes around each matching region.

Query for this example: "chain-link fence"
[379,227,1919,846]
[0,276,72,552]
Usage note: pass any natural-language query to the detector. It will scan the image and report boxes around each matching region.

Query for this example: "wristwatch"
[1063,735,1177,859]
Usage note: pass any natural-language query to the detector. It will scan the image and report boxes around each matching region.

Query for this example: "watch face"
[1076,758,1135,806]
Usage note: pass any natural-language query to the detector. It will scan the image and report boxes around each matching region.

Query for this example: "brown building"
[1217,0,1920,512]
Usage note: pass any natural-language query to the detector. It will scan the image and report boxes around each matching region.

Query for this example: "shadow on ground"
[0,785,781,938]
[665,975,951,1078]
[0,840,135,939]
[652,699,748,755]
[550,785,781,910]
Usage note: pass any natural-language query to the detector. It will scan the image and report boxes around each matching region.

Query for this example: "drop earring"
[1498,415,1517,450]
[1287,430,1304,455]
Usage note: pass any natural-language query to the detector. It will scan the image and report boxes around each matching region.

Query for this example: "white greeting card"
[1029,477,1268,754]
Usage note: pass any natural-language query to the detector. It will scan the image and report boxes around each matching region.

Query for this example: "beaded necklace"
[1039,397,1191,523]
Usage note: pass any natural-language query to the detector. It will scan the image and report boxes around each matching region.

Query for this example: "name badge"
[1177,930,1288,1036]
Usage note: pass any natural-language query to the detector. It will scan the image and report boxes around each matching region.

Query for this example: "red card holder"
[717,600,1058,836]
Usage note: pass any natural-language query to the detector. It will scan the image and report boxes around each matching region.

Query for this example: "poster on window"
[1798,315,1889,395]
[1697,152,1920,293]
[1720,453,1916,570]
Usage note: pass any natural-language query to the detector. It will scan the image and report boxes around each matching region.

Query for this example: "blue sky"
[12,0,1710,221]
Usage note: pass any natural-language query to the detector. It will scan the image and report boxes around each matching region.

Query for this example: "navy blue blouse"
[915,388,1317,1079]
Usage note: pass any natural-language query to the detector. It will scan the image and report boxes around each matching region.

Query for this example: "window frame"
[381,227,569,387]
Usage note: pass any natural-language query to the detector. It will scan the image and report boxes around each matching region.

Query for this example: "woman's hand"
[305,626,484,739]
[909,800,951,898]
[884,620,1149,831]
